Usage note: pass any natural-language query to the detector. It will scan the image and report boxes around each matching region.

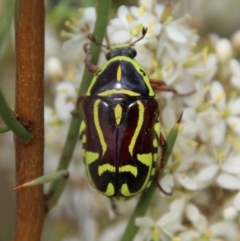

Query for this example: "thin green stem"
[0,125,9,133]
[120,182,157,241]
[47,174,69,210]
[0,90,32,144]
[0,0,14,59]
[46,0,112,209]
[120,121,180,241]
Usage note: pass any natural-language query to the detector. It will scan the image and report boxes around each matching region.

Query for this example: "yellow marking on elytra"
[119,165,137,177]
[151,168,156,176]
[120,161,152,196]
[105,182,115,196]
[121,183,131,196]
[79,120,86,135]
[98,89,140,96]
[119,153,153,197]
[94,100,107,155]
[129,101,144,155]
[98,164,115,176]
[114,104,122,125]
[120,153,153,196]
[153,153,159,162]
[146,181,152,188]
[85,151,99,164]
[154,122,161,136]
[85,151,99,186]
[137,153,153,194]
[116,65,122,82]
[153,138,158,147]
[137,153,152,166]
[81,135,86,143]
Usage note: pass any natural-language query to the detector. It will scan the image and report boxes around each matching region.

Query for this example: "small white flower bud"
[55,82,77,120]
[231,29,240,53]
[222,206,238,220]
[215,38,233,63]
[45,57,64,81]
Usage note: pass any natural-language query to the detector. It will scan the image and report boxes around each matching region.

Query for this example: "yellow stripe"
[153,153,159,162]
[151,167,156,176]
[146,181,152,188]
[98,89,140,96]
[85,151,99,164]
[129,101,144,155]
[119,165,137,177]
[120,153,153,197]
[137,153,152,166]
[121,183,131,196]
[86,56,154,97]
[116,65,122,82]
[137,153,152,192]
[105,182,115,196]
[85,151,99,186]
[153,138,158,147]
[114,104,122,125]
[98,164,115,176]
[154,122,161,136]
[93,100,107,155]
[79,120,86,135]
[81,135,86,143]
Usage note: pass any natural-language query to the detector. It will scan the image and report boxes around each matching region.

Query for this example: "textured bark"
[14,1,45,241]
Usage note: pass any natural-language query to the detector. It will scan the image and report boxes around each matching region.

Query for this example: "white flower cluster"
[44,2,240,241]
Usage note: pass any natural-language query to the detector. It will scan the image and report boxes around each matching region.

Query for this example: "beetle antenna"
[129,27,148,46]
[88,34,110,49]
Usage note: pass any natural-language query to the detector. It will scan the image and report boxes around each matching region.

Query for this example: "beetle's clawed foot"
[157,182,173,196]
[84,54,99,73]
[177,112,183,123]
[88,34,97,43]
[150,79,196,97]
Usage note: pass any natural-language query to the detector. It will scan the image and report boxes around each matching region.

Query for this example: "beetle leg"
[155,132,167,180]
[157,182,173,196]
[84,42,98,72]
[155,132,174,196]
[150,79,195,96]
[76,94,87,117]
[85,54,99,73]
[155,113,183,195]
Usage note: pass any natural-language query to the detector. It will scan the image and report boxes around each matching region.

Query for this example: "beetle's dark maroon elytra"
[78,27,179,200]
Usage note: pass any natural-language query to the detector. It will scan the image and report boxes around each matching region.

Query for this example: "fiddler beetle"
[78,27,182,200]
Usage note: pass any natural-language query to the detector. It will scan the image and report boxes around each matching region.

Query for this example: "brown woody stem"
[14,1,45,241]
